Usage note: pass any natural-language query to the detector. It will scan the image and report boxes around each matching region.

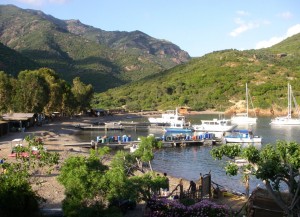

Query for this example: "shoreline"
[0,114,247,214]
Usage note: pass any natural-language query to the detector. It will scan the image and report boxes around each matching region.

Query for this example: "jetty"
[64,137,220,150]
[78,122,125,131]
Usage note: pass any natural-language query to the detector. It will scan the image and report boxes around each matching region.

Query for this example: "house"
[2,113,36,132]
[178,106,191,114]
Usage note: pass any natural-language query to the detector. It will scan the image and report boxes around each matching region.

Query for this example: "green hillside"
[93,33,300,112]
[0,5,190,92]
[0,42,39,75]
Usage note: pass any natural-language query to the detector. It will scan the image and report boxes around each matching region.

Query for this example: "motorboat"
[223,129,262,143]
[149,108,192,133]
[231,83,257,124]
[163,121,193,133]
[192,118,236,132]
[270,83,300,126]
[148,108,187,126]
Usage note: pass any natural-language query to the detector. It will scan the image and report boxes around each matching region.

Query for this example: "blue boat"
[164,127,193,133]
[224,129,262,143]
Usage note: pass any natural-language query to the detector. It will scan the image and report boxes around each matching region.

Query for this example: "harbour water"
[75,114,300,194]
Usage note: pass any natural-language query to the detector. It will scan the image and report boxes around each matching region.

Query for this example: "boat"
[223,129,262,143]
[231,83,257,124]
[270,83,300,126]
[152,108,192,133]
[163,120,193,133]
[148,108,186,126]
[192,118,236,132]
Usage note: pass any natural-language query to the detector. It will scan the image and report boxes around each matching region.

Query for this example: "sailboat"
[231,83,257,124]
[270,83,300,125]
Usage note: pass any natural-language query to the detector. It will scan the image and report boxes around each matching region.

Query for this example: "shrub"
[146,198,230,217]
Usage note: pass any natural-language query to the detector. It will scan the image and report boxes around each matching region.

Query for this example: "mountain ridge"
[92,34,300,112]
[0,4,190,92]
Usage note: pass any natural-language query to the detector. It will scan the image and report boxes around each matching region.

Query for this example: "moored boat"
[148,108,187,126]
[224,129,262,143]
[192,118,236,132]
[270,83,300,126]
[231,83,257,124]
[164,127,193,133]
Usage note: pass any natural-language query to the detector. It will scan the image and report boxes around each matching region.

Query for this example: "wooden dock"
[79,123,125,131]
[63,138,220,150]
[77,121,169,131]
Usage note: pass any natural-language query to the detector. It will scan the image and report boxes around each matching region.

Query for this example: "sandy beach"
[0,113,248,216]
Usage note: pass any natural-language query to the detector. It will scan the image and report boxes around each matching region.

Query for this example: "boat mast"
[246,83,249,118]
[288,83,291,119]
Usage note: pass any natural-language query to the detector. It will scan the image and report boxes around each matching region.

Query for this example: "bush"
[146,198,230,217]
[0,177,41,217]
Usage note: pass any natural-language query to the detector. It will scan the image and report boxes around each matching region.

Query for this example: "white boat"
[231,83,257,124]
[192,118,236,132]
[148,108,187,126]
[164,120,193,133]
[224,129,262,143]
[270,83,300,126]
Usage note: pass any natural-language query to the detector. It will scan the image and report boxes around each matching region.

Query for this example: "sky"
[2,0,300,57]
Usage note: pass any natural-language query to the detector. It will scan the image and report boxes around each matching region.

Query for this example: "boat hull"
[193,124,236,132]
[164,128,193,133]
[270,117,300,126]
[231,116,257,124]
[224,137,262,143]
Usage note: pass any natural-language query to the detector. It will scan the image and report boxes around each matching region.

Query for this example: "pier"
[63,137,220,150]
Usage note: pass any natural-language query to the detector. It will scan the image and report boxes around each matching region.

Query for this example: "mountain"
[0,4,190,91]
[0,42,39,76]
[93,33,300,113]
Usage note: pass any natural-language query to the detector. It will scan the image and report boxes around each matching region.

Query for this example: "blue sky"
[2,0,300,57]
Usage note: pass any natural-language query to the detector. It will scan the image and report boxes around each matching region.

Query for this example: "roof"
[2,113,35,121]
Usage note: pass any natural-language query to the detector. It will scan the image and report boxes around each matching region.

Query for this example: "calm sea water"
[75,114,300,194]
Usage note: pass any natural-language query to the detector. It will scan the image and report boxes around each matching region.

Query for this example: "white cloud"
[236,10,250,16]
[286,24,300,37]
[229,11,268,37]
[255,24,300,49]
[278,11,293,20]
[229,18,260,37]
[17,0,68,6]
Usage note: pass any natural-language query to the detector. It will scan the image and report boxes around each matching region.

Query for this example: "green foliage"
[0,71,14,113]
[0,136,60,217]
[133,135,163,163]
[71,77,94,112]
[0,163,41,217]
[211,141,300,215]
[93,41,300,111]
[58,148,110,217]
[0,42,39,76]
[210,144,241,160]
[58,146,167,216]
[224,162,239,176]
[0,68,93,114]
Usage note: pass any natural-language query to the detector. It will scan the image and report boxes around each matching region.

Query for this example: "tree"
[58,138,166,216]
[13,70,50,113]
[132,135,163,171]
[58,147,110,217]
[36,68,67,115]
[71,77,94,113]
[210,141,300,216]
[0,71,14,113]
